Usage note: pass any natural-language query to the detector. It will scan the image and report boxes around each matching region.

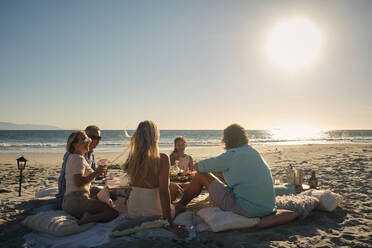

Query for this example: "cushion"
[256,209,298,229]
[110,216,169,238]
[197,207,260,232]
[35,188,58,198]
[22,211,95,236]
[274,184,296,196]
[276,194,319,219]
[301,189,342,212]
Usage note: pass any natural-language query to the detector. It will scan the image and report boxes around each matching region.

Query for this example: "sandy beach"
[0,144,371,247]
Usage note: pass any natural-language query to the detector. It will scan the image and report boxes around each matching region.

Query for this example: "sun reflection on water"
[269,125,323,141]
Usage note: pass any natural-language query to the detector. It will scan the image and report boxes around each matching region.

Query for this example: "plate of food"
[170,171,194,183]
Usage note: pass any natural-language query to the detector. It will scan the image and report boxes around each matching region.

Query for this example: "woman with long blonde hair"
[122,120,180,224]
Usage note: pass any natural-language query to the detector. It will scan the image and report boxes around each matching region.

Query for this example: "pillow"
[301,189,342,212]
[276,194,319,219]
[110,216,169,238]
[22,211,95,236]
[256,209,298,229]
[35,188,58,199]
[197,207,260,232]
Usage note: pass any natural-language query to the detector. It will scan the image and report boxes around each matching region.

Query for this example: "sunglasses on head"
[89,135,102,141]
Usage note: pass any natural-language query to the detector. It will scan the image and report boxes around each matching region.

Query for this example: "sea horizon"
[1,129,371,153]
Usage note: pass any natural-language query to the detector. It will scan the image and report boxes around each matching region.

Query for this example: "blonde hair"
[66,130,86,153]
[121,120,161,183]
[222,124,249,150]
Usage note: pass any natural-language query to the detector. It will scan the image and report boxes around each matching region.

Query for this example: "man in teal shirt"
[176,124,276,217]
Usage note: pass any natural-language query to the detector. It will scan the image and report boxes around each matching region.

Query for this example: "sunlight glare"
[266,19,321,71]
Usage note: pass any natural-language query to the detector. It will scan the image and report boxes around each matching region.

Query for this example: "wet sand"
[0,144,371,247]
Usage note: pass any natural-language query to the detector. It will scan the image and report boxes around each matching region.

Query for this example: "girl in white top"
[170,136,194,172]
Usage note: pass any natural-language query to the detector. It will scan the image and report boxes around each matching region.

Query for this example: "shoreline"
[2,141,372,154]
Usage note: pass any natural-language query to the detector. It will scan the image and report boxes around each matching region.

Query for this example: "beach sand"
[0,144,371,247]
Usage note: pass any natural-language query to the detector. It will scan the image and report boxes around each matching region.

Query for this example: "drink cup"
[97,159,108,177]
[294,169,303,186]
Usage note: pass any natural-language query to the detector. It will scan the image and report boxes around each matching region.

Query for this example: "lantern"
[17,156,27,196]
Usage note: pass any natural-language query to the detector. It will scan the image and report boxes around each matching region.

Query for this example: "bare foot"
[77,212,93,225]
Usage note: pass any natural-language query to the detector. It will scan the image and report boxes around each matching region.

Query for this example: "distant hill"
[0,122,63,130]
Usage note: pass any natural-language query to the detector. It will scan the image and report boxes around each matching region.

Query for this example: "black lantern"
[17,156,27,196]
[17,156,27,170]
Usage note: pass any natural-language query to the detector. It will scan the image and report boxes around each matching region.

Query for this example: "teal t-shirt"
[198,144,276,217]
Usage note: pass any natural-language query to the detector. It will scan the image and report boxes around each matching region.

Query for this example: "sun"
[266,19,321,71]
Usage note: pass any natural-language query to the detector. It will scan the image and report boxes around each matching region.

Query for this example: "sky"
[1,0,371,130]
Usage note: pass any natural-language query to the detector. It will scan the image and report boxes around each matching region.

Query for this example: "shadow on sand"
[1,197,349,248]
[97,208,347,248]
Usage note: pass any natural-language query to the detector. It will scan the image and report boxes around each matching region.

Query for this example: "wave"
[0,142,65,148]
[1,135,372,152]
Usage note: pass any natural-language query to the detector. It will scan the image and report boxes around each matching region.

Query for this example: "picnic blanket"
[24,189,341,247]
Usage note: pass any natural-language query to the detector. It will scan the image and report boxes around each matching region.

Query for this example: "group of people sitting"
[56,121,277,228]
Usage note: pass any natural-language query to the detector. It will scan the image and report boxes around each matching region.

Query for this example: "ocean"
[0,129,371,153]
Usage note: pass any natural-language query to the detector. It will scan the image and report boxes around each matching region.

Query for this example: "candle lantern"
[17,156,27,196]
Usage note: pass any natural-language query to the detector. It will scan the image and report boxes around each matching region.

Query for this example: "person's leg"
[175,172,217,214]
[78,199,119,225]
[213,172,227,184]
[169,183,186,202]
[55,197,63,210]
